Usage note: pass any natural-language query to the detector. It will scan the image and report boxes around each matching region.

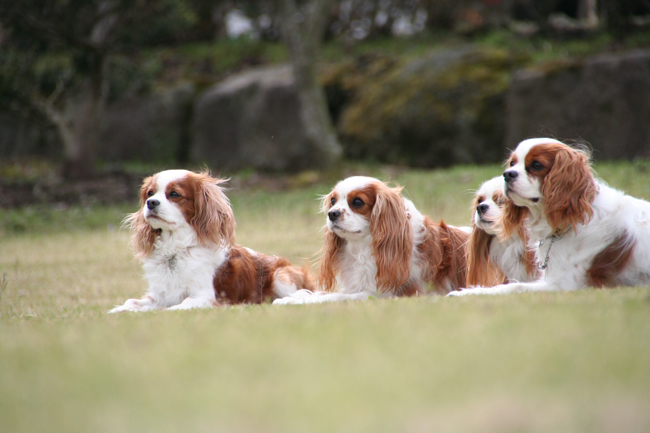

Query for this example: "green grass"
[1,162,650,432]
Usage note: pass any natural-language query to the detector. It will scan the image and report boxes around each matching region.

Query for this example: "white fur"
[450,139,650,296]
[274,177,427,305]
[473,176,536,284]
[110,170,228,312]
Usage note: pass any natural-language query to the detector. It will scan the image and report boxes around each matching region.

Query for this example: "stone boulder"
[506,49,650,160]
[100,83,196,163]
[191,65,318,172]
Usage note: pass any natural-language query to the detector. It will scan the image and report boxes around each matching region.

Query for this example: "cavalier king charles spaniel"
[274,176,469,304]
[109,169,313,312]
[451,138,650,296]
[466,176,538,287]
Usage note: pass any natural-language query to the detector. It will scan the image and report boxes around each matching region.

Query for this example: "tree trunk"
[61,82,103,178]
[59,53,108,179]
[29,64,106,180]
[578,0,599,27]
[278,0,342,168]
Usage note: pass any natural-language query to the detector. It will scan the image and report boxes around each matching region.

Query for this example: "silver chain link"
[538,228,566,270]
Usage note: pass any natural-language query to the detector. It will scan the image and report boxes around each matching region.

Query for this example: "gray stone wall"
[190,65,318,172]
[2,49,649,172]
[506,50,650,160]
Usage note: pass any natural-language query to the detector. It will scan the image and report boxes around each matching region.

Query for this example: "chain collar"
[538,227,568,270]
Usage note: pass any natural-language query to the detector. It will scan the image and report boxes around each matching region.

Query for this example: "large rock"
[0,84,195,164]
[506,50,650,160]
[332,47,526,168]
[100,83,196,163]
[191,65,317,172]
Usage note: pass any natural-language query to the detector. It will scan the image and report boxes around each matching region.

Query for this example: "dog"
[465,176,538,287]
[274,176,469,304]
[450,138,650,296]
[109,169,313,312]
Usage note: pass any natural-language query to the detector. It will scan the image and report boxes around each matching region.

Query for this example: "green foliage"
[142,39,288,89]
[335,46,528,167]
[0,48,76,110]
[475,29,619,63]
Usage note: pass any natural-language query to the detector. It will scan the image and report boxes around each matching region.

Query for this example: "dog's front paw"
[167,297,215,311]
[273,296,306,305]
[447,289,475,297]
[109,297,160,313]
[108,304,131,313]
[109,299,146,313]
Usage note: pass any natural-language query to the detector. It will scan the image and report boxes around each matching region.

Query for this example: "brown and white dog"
[451,138,650,296]
[274,176,469,304]
[466,176,538,287]
[109,169,313,312]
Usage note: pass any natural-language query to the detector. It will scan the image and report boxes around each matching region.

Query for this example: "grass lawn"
[1,162,650,432]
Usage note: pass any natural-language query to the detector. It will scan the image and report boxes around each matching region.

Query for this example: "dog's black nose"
[328,210,341,221]
[147,199,160,210]
[477,203,489,215]
[504,170,518,182]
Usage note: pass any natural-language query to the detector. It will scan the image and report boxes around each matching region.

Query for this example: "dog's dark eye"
[530,161,544,171]
[509,160,515,167]
[169,190,180,198]
[147,190,154,197]
[351,198,364,208]
[330,197,336,206]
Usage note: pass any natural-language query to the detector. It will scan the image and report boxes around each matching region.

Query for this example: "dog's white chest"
[143,243,227,307]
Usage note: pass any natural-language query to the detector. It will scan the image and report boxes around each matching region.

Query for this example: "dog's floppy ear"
[127,175,159,259]
[466,223,504,287]
[542,147,597,233]
[517,226,539,280]
[318,230,344,292]
[370,184,413,293]
[190,172,236,247]
[318,191,343,292]
[498,199,528,242]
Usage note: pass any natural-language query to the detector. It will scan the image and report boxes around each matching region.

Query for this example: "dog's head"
[127,170,235,258]
[501,138,597,236]
[318,176,413,292]
[473,176,506,236]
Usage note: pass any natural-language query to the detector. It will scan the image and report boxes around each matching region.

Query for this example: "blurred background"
[1,0,649,208]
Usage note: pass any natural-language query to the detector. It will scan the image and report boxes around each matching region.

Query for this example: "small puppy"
[466,176,538,287]
[110,169,313,312]
[274,176,469,304]
[451,138,650,296]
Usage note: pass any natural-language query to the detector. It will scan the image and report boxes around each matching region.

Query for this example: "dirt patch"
[0,169,323,209]
[0,171,144,208]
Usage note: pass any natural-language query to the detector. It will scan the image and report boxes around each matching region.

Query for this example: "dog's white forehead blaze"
[153,169,191,193]
[512,138,565,165]
[333,176,380,200]
[478,177,504,199]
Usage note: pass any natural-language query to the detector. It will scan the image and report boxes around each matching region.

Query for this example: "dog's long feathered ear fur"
[190,172,236,247]
[127,175,159,259]
[371,184,413,293]
[498,199,528,242]
[318,230,343,292]
[318,192,343,292]
[518,225,539,279]
[466,224,504,287]
[542,147,597,233]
